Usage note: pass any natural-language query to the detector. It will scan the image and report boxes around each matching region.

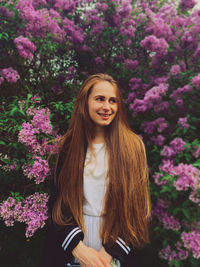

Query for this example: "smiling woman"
[87,81,118,130]
[39,74,151,267]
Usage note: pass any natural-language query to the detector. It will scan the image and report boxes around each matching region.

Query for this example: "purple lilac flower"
[144,83,169,104]
[124,59,138,70]
[192,146,200,158]
[170,65,181,76]
[192,73,200,87]
[0,193,49,238]
[95,57,103,65]
[180,0,196,11]
[1,68,20,83]
[150,135,165,146]
[170,138,186,153]
[18,122,41,153]
[152,172,167,186]
[96,2,108,11]
[178,117,189,129]
[173,163,200,192]
[154,101,169,113]
[140,35,169,55]
[117,0,132,18]
[129,77,142,91]
[31,108,53,134]
[159,159,174,174]
[176,98,184,107]
[0,6,14,18]
[14,36,36,59]
[67,66,76,80]
[22,156,50,184]
[182,231,200,259]
[161,146,176,158]
[54,0,77,13]
[152,199,181,231]
[63,18,84,44]
[159,242,188,262]
[0,76,4,85]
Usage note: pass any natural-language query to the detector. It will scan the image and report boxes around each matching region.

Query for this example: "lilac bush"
[1,0,200,266]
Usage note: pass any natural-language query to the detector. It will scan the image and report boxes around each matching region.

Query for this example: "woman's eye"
[110,98,116,103]
[96,97,104,101]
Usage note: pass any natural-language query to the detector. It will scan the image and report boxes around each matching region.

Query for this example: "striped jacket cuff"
[103,237,131,264]
[62,227,84,253]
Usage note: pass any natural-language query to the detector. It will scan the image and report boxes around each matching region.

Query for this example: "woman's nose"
[102,101,110,110]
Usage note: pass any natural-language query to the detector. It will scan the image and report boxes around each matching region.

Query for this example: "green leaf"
[0,140,6,145]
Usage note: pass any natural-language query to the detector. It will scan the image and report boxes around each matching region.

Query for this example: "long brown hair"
[52,73,151,248]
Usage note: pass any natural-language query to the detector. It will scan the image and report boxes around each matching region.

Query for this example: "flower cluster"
[23,155,50,184]
[152,199,181,231]
[0,193,49,237]
[170,65,181,77]
[1,67,20,83]
[178,117,189,129]
[14,36,36,59]
[159,242,189,262]
[192,73,200,88]
[141,117,168,134]
[140,35,169,55]
[181,231,200,259]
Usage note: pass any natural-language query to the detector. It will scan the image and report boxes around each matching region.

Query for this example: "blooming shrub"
[1,0,200,266]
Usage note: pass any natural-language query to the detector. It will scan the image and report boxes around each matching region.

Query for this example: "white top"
[83,143,108,217]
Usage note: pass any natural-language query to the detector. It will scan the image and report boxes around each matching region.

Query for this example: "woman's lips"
[97,113,111,120]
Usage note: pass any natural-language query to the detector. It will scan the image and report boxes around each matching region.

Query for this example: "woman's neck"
[92,126,105,144]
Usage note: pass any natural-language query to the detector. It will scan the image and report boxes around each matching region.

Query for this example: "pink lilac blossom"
[0,76,4,85]
[159,242,188,262]
[169,138,186,153]
[0,193,49,237]
[91,22,104,35]
[140,35,169,55]
[124,59,138,70]
[16,1,65,41]
[1,67,20,83]
[180,0,196,11]
[178,117,189,129]
[152,199,181,231]
[67,66,76,80]
[161,146,176,158]
[53,0,77,13]
[14,36,36,60]
[170,65,181,76]
[95,57,103,65]
[140,117,168,135]
[172,163,200,192]
[192,146,200,158]
[95,2,108,11]
[192,73,200,88]
[150,134,165,146]
[159,159,174,174]
[0,6,14,18]
[144,83,169,104]
[22,156,50,184]
[63,17,84,44]
[31,108,53,134]
[189,190,200,204]
[153,101,169,113]
[181,230,200,259]
[117,0,132,18]
[18,122,41,153]
[152,172,167,186]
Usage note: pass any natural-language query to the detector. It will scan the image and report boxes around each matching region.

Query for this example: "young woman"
[39,73,150,267]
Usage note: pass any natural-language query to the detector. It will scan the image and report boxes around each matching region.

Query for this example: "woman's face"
[87,81,118,128]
